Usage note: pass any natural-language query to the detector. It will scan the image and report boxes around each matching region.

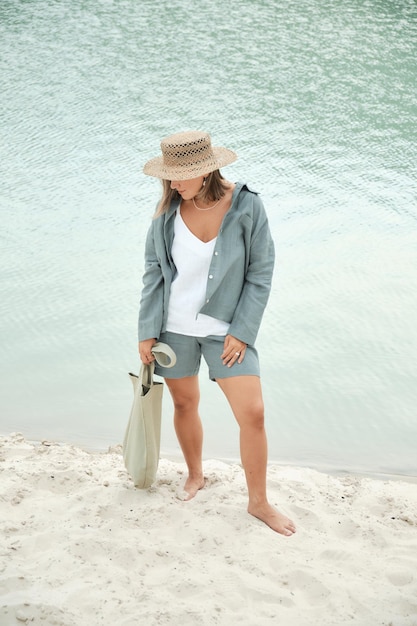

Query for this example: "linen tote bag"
[123,342,176,489]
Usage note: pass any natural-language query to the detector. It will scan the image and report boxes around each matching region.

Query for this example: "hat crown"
[161,131,214,170]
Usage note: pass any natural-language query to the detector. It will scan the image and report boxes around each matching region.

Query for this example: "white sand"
[1,433,417,626]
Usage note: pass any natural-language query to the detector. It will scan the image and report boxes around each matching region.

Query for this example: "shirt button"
[214,251,218,256]
[206,299,210,303]
[208,275,213,279]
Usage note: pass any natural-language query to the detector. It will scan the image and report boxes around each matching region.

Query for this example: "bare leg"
[216,376,296,536]
[165,376,205,499]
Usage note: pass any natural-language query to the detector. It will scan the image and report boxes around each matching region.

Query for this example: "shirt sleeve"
[138,222,164,341]
[227,196,275,345]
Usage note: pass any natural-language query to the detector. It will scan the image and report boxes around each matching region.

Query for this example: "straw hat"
[143,131,237,180]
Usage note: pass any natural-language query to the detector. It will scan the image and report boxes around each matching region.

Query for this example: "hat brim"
[143,146,237,180]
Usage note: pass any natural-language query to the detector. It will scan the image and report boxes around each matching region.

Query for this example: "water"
[1,0,416,476]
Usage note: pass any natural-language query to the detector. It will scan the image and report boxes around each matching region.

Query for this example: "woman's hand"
[221,334,247,367]
[138,338,157,364]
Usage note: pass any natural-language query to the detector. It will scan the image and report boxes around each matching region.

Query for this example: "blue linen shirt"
[138,182,275,346]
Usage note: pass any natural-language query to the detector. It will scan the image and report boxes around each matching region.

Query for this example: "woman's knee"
[172,395,199,414]
[243,402,265,430]
[166,377,200,413]
[233,398,265,431]
[217,376,265,429]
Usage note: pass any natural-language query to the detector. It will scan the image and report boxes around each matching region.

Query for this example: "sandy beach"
[1,432,416,626]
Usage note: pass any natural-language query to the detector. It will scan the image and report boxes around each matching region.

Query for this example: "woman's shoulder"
[235,181,260,196]
[151,199,178,225]
[235,182,265,213]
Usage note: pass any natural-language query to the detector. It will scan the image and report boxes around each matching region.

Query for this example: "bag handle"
[139,342,177,391]
[140,362,155,389]
[151,342,177,368]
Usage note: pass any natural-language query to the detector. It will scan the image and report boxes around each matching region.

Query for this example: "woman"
[138,130,295,536]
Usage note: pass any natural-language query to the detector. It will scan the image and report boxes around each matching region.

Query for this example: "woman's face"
[170,175,205,200]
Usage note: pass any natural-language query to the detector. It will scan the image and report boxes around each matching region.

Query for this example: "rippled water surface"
[1,0,416,475]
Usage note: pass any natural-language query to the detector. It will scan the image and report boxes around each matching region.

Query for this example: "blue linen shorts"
[154,331,260,380]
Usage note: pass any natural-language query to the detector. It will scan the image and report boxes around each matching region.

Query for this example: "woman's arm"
[228,197,275,345]
[138,338,157,363]
[138,223,165,342]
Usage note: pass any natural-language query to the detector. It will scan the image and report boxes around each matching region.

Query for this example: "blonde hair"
[154,171,229,217]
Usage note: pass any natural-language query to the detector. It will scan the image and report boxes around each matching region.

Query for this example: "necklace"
[192,196,222,211]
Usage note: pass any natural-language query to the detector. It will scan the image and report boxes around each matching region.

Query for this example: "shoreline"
[3,430,417,484]
[1,432,417,625]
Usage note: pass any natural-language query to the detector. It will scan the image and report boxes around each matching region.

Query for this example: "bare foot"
[180,475,206,501]
[248,502,296,536]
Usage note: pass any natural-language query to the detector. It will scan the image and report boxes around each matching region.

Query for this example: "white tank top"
[166,209,230,337]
